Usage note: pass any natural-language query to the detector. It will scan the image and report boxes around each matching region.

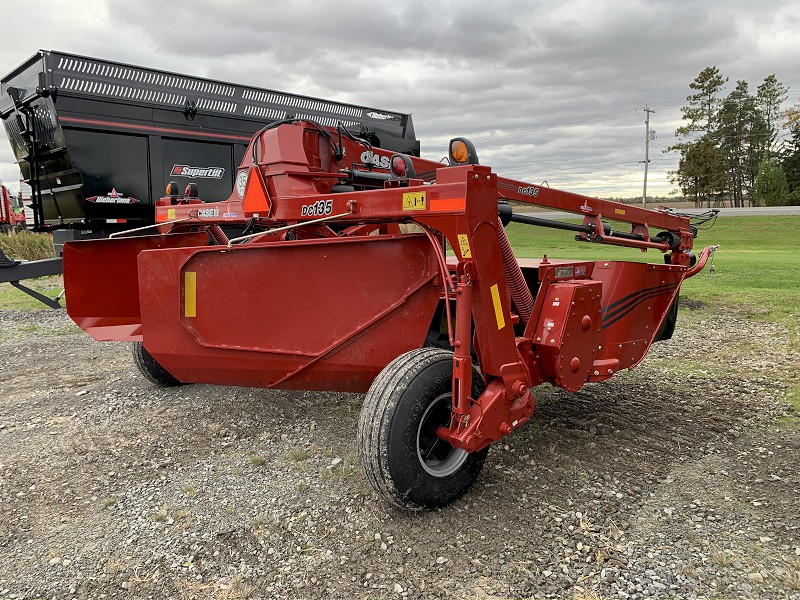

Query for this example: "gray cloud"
[1,0,798,197]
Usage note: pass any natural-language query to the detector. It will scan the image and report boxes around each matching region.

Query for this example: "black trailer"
[0,50,419,306]
[0,50,419,241]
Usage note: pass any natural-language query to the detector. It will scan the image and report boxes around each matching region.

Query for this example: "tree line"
[668,67,799,207]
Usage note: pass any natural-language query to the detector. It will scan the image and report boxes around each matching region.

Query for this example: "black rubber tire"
[357,347,489,510]
[132,342,182,387]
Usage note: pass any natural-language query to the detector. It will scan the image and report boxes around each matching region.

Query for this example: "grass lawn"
[3,216,798,324]
[507,214,800,423]
[2,215,797,419]
[505,215,800,328]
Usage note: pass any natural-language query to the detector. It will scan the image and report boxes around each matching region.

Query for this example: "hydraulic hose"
[207,225,229,246]
[497,217,533,324]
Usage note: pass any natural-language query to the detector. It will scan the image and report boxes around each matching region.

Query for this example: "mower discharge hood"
[64,232,440,392]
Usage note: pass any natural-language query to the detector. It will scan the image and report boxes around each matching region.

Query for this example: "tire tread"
[357,347,484,510]
[131,342,182,387]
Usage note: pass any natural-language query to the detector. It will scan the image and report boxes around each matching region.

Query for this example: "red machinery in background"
[0,184,26,233]
[62,120,717,510]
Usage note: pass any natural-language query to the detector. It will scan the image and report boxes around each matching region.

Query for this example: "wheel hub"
[416,392,468,477]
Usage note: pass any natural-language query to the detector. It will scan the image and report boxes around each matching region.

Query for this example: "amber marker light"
[448,137,479,165]
[450,140,469,163]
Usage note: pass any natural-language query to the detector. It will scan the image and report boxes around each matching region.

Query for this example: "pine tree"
[781,118,800,200]
[756,75,789,157]
[675,67,728,140]
[716,81,766,207]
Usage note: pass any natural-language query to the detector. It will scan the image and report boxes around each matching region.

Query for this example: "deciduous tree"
[672,137,728,207]
[754,158,789,206]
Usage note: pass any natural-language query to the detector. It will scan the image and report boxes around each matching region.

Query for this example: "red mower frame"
[63,121,716,509]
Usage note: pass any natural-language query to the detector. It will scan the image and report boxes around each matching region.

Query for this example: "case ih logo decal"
[171,165,225,179]
[360,151,390,169]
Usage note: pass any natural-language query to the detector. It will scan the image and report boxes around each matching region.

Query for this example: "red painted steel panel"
[137,234,440,391]
[63,232,208,341]
[591,261,685,370]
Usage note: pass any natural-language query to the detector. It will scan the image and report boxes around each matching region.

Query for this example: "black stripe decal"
[602,282,678,316]
[601,287,678,331]
[601,282,679,324]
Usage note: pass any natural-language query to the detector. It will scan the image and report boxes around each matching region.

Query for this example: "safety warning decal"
[402,191,426,211]
[457,234,472,258]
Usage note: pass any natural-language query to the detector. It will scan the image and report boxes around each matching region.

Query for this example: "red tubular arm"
[685,245,720,278]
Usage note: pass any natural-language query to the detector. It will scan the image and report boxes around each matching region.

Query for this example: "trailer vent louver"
[47,53,398,127]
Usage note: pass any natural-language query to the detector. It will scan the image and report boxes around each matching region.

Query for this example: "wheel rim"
[416,392,468,477]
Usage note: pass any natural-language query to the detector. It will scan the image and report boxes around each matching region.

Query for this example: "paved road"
[516,205,800,219]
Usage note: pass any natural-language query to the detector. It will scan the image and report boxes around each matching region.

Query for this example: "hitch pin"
[708,244,720,274]
[227,211,353,247]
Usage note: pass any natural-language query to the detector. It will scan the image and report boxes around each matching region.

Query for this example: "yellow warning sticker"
[490,283,506,330]
[168,208,176,220]
[614,208,626,215]
[184,271,196,318]
[457,234,472,258]
[402,191,426,211]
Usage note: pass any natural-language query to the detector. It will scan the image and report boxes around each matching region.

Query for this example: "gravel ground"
[0,300,798,599]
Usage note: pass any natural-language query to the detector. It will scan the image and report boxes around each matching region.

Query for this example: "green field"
[2,215,797,415]
[509,214,799,421]
[505,215,800,329]
[2,217,799,324]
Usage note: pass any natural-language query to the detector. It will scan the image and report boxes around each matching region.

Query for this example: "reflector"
[391,155,407,177]
[450,140,469,163]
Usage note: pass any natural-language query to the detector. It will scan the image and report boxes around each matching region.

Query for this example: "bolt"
[607,369,613,374]
[500,423,513,435]
[593,370,600,376]
[513,381,527,397]
[536,337,541,342]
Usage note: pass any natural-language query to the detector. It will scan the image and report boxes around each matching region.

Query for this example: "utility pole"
[642,105,655,207]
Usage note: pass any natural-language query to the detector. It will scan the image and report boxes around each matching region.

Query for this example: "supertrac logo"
[171,165,225,179]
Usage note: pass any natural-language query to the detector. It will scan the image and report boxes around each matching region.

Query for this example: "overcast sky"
[1,0,798,199]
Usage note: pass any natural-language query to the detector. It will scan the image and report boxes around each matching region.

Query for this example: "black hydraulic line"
[510,213,593,234]
[509,213,648,242]
[593,226,647,242]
